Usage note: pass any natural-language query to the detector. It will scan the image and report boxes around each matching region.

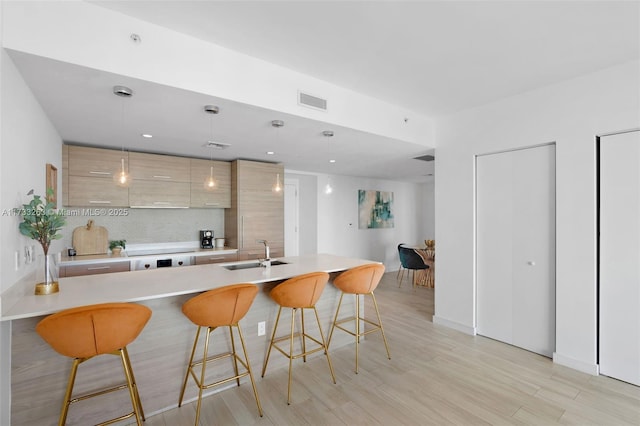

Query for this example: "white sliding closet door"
[600,130,640,386]
[476,144,556,357]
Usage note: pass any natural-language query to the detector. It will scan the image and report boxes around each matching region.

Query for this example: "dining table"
[414,246,435,288]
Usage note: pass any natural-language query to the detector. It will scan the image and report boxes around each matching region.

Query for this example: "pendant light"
[271,120,284,194]
[204,105,220,190]
[272,172,283,193]
[323,130,334,195]
[204,151,216,190]
[113,85,132,187]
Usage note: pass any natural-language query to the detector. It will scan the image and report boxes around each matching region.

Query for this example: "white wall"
[0,48,62,426]
[0,51,62,294]
[317,173,429,269]
[0,2,7,421]
[434,60,640,373]
[421,181,435,240]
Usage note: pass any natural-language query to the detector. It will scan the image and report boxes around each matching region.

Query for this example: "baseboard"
[432,315,476,335]
[553,352,599,375]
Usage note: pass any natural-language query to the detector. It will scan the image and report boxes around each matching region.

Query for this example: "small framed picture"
[46,163,57,208]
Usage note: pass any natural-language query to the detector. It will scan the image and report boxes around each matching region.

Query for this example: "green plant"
[109,239,126,250]
[18,188,66,256]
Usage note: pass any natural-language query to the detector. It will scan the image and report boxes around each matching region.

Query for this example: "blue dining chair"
[397,244,429,288]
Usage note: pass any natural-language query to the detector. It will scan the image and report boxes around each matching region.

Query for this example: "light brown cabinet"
[129,180,190,208]
[63,145,237,210]
[189,158,231,208]
[128,152,191,208]
[225,160,284,260]
[129,152,190,182]
[68,176,130,207]
[59,260,130,277]
[64,145,129,207]
[193,253,238,265]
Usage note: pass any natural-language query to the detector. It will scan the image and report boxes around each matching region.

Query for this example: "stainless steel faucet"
[257,239,270,265]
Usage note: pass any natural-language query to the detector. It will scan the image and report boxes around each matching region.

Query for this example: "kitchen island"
[2,254,377,426]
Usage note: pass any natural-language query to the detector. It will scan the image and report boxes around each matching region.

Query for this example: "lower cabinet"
[194,253,238,265]
[237,246,284,261]
[60,261,130,277]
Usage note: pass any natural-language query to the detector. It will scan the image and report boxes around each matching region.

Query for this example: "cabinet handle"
[153,175,172,179]
[241,216,244,249]
[89,171,111,175]
[205,202,219,206]
[87,266,110,270]
[89,200,112,204]
[153,201,171,205]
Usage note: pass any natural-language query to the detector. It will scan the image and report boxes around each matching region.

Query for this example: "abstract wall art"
[358,189,394,229]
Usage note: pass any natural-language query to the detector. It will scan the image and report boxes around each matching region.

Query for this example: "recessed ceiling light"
[141,134,153,138]
[329,159,336,163]
[266,151,275,155]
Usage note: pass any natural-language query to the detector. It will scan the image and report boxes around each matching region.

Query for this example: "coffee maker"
[200,230,214,249]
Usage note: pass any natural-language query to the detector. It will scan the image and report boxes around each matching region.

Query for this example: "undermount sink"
[223,260,288,271]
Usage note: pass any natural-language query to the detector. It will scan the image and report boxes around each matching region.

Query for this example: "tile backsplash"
[61,208,224,249]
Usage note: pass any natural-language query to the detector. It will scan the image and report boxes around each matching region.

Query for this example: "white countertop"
[1,254,377,321]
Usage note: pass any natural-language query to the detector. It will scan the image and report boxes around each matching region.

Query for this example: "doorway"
[599,130,640,386]
[476,144,556,357]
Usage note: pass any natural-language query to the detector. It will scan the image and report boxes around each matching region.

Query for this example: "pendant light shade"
[271,120,284,194]
[113,85,132,187]
[204,165,216,190]
[272,173,282,193]
[323,130,334,195]
[324,176,333,194]
[114,158,130,187]
[204,105,220,191]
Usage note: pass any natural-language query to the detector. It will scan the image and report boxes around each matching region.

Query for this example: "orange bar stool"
[178,283,263,425]
[261,271,336,404]
[35,302,151,426]
[328,263,391,373]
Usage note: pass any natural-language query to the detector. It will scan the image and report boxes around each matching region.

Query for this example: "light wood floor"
[138,272,640,426]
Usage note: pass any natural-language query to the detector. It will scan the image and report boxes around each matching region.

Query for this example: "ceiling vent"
[298,91,327,111]
[204,141,230,149]
[414,154,435,162]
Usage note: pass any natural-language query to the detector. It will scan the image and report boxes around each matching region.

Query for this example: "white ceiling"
[8,1,640,183]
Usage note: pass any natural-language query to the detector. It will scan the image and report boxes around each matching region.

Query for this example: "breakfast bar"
[2,253,377,426]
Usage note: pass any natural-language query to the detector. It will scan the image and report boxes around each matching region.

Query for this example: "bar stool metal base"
[328,291,391,374]
[261,306,336,404]
[178,324,263,425]
[59,347,145,426]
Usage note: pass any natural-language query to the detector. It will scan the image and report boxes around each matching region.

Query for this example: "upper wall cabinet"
[128,152,190,182]
[63,145,235,209]
[64,145,129,207]
[189,158,231,208]
[128,152,190,208]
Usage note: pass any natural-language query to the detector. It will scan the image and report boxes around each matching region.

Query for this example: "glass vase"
[35,253,59,295]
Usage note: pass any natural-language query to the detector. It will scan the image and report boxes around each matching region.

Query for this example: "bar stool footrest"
[272,332,327,360]
[188,351,252,390]
[333,316,383,338]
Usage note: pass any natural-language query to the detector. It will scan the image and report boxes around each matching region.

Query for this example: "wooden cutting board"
[72,220,109,255]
